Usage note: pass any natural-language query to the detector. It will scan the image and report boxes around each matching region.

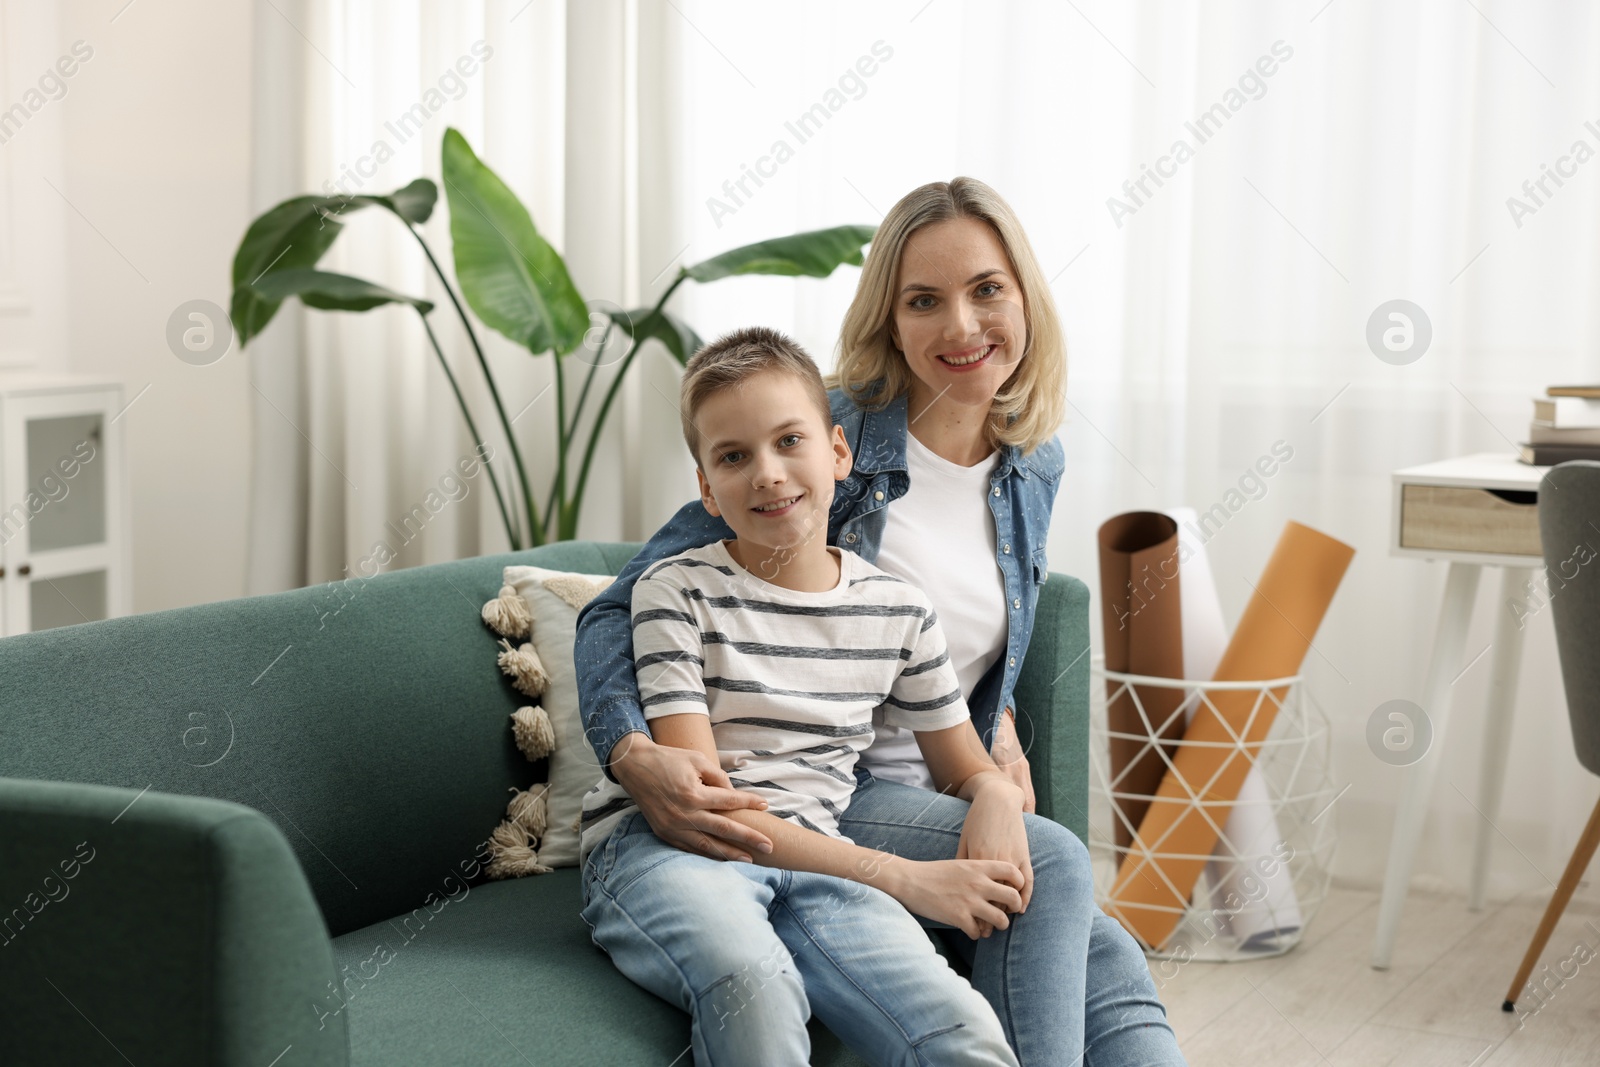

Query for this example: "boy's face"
[694,370,853,557]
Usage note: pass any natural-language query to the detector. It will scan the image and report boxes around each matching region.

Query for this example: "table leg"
[1469,566,1533,911]
[1371,561,1483,969]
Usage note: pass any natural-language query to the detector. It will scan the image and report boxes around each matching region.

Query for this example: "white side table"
[1371,453,1545,969]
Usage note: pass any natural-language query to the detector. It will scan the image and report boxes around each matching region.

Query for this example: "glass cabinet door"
[28,568,108,631]
[1,388,123,636]
[25,413,106,552]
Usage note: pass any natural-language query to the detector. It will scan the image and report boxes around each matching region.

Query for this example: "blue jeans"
[837,775,1185,1066]
[581,811,1019,1066]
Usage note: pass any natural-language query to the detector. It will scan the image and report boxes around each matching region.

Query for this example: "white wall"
[42,0,255,613]
[0,4,72,371]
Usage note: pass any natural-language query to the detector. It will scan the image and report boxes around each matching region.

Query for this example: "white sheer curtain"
[245,0,686,591]
[245,0,1600,895]
[652,0,1600,895]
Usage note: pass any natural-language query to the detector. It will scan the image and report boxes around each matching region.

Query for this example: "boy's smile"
[694,369,853,592]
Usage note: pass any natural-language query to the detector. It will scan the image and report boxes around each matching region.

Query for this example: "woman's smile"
[937,344,997,370]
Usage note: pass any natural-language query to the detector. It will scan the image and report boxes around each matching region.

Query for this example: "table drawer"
[1398,485,1541,557]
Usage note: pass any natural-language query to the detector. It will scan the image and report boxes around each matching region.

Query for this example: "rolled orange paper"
[1097,512,1187,851]
[1107,519,1355,950]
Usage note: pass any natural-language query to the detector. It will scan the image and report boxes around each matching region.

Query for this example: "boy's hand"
[881,858,1025,940]
[991,706,1037,813]
[608,732,774,862]
[957,778,1033,934]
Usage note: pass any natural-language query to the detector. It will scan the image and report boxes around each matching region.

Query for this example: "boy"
[578,327,1030,1066]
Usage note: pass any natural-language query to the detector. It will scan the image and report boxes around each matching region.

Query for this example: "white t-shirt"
[862,430,1009,789]
[578,540,971,863]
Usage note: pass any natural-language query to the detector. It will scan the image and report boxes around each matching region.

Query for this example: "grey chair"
[1504,460,1600,1011]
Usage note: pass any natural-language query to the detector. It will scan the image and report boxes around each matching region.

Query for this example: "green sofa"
[0,540,1090,1066]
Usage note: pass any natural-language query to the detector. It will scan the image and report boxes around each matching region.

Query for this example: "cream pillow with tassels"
[478,564,614,875]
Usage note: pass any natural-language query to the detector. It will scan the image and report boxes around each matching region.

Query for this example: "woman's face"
[889,215,1027,418]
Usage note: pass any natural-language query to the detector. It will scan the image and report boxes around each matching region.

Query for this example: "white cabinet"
[0,375,129,635]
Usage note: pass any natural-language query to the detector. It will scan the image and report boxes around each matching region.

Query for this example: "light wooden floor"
[1148,885,1600,1065]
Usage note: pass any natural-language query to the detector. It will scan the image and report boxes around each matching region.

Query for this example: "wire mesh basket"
[1088,656,1338,962]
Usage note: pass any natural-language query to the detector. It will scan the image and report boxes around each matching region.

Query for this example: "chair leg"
[1503,791,1600,1010]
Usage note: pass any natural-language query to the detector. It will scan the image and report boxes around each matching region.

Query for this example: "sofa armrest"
[1013,573,1092,847]
[0,778,347,1066]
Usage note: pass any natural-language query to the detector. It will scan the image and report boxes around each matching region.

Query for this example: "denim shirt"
[573,383,1065,779]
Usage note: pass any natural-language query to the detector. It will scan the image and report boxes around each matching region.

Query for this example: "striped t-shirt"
[578,539,971,865]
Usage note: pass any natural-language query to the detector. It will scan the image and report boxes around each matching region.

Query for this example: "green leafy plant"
[231,126,875,548]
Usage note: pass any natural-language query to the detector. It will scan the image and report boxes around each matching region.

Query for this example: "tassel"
[481,584,532,639]
[497,638,549,697]
[511,706,556,761]
[483,818,552,879]
[506,784,549,840]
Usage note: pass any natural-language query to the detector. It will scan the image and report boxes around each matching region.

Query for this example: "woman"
[574,178,1185,1066]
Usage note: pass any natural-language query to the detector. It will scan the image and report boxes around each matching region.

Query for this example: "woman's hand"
[879,857,1025,940]
[991,706,1037,813]
[957,777,1033,936]
[608,731,774,862]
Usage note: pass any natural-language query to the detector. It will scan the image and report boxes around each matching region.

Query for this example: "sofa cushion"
[498,564,616,868]
[329,870,864,1066]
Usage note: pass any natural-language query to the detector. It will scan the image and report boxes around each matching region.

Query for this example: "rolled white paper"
[1165,506,1303,949]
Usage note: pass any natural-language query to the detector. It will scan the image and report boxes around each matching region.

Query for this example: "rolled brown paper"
[1097,512,1187,851]
[1107,519,1355,950]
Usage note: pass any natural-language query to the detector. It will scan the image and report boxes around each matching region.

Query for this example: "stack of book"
[1520,385,1600,466]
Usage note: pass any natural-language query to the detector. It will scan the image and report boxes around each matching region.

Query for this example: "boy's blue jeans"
[581,811,1019,1066]
[581,774,1186,1065]
[838,774,1186,1066]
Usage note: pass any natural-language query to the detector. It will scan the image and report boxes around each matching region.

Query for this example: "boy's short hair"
[680,327,833,470]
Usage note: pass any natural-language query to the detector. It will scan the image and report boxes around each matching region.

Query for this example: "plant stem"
[405,222,541,546]
[417,310,518,549]
[546,346,568,543]
[545,322,610,539]
[569,272,688,534]
[567,322,610,456]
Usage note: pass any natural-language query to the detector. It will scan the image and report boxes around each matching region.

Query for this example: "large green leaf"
[249,269,433,315]
[230,179,438,345]
[685,224,878,283]
[382,178,437,225]
[441,128,588,355]
[231,197,348,345]
[606,306,703,365]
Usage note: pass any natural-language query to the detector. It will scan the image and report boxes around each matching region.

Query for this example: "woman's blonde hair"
[824,178,1066,456]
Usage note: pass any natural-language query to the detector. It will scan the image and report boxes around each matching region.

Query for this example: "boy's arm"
[892,605,1033,917]
[575,508,772,859]
[650,712,1023,939]
[916,720,1031,915]
[882,602,1013,798]
[916,721,1021,805]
